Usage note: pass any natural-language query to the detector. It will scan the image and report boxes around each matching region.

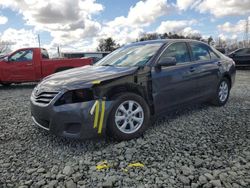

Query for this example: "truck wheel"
[107,92,150,141]
[211,78,230,106]
[55,67,73,73]
[1,83,11,87]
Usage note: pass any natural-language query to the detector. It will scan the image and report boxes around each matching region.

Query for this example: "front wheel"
[211,78,230,106]
[107,93,150,141]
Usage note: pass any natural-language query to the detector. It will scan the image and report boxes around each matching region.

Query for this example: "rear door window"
[160,42,191,64]
[41,49,49,59]
[190,43,210,61]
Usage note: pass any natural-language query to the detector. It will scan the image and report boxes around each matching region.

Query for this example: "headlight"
[55,89,94,106]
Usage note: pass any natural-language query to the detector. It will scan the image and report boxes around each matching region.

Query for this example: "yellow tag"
[128,162,145,168]
[96,161,110,170]
[122,168,128,172]
[92,80,101,84]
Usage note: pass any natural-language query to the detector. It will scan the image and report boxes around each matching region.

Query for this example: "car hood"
[38,65,138,91]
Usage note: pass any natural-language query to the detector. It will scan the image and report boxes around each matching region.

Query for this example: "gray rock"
[194,158,203,167]
[178,175,190,185]
[35,179,46,187]
[51,165,59,174]
[203,183,213,188]
[199,175,207,185]
[37,168,46,173]
[181,166,193,176]
[63,166,74,176]
[24,180,33,186]
[56,174,65,181]
[204,173,214,181]
[232,183,240,188]
[169,178,176,184]
[212,170,221,178]
[47,180,58,188]
[102,180,113,187]
[191,183,199,188]
[65,180,76,188]
[219,172,228,182]
[210,180,222,187]
[26,168,37,174]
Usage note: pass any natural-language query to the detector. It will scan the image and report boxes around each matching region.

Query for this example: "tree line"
[97,32,214,52]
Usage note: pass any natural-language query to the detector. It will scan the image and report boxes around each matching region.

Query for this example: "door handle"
[27,63,33,66]
[189,67,195,72]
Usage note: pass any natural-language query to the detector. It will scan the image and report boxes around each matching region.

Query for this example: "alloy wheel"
[115,100,144,134]
[218,81,229,102]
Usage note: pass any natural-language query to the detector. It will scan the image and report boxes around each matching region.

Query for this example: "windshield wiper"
[102,64,114,66]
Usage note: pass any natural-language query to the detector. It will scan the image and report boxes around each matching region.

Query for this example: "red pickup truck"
[0,48,93,86]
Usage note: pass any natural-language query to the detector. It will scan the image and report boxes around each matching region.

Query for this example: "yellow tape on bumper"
[98,101,105,134]
[93,100,100,128]
[92,80,101,84]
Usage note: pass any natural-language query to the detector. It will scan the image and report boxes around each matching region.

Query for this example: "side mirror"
[229,53,236,58]
[3,56,9,62]
[157,56,177,67]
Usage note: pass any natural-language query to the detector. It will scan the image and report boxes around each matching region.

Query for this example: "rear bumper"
[30,97,113,139]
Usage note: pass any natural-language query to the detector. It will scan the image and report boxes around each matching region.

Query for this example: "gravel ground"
[0,70,250,188]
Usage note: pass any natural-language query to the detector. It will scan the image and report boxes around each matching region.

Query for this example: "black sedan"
[30,39,236,141]
[228,48,250,67]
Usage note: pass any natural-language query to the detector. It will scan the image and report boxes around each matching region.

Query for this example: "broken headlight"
[55,89,94,106]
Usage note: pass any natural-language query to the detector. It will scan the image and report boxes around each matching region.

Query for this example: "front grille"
[33,91,59,104]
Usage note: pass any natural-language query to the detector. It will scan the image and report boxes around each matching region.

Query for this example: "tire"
[1,83,11,87]
[211,78,230,106]
[55,67,73,73]
[107,92,150,141]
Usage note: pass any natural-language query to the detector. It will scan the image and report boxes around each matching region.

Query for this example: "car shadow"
[0,83,37,90]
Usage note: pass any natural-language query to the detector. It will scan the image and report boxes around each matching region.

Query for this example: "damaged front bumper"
[30,92,113,139]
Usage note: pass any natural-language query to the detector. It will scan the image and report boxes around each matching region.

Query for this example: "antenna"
[244,18,249,47]
[38,34,41,48]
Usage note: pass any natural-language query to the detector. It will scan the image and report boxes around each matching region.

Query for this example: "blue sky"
[0,0,249,54]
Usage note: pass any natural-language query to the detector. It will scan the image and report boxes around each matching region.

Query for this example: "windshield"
[95,42,163,67]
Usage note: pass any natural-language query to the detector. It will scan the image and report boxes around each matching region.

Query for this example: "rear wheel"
[211,78,230,106]
[1,83,11,87]
[107,93,150,141]
[55,67,73,73]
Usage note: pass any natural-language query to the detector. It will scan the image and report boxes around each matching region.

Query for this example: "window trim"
[155,41,192,65]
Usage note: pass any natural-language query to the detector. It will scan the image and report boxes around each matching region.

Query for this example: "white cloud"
[101,0,170,46]
[1,0,167,51]
[0,15,8,24]
[176,0,196,10]
[126,0,169,27]
[197,0,250,17]
[217,17,249,34]
[181,27,200,36]
[0,28,38,50]
[108,0,169,28]
[176,0,250,17]
[0,0,104,49]
[156,19,197,33]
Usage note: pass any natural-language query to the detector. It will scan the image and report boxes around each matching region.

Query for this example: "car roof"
[128,39,208,46]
